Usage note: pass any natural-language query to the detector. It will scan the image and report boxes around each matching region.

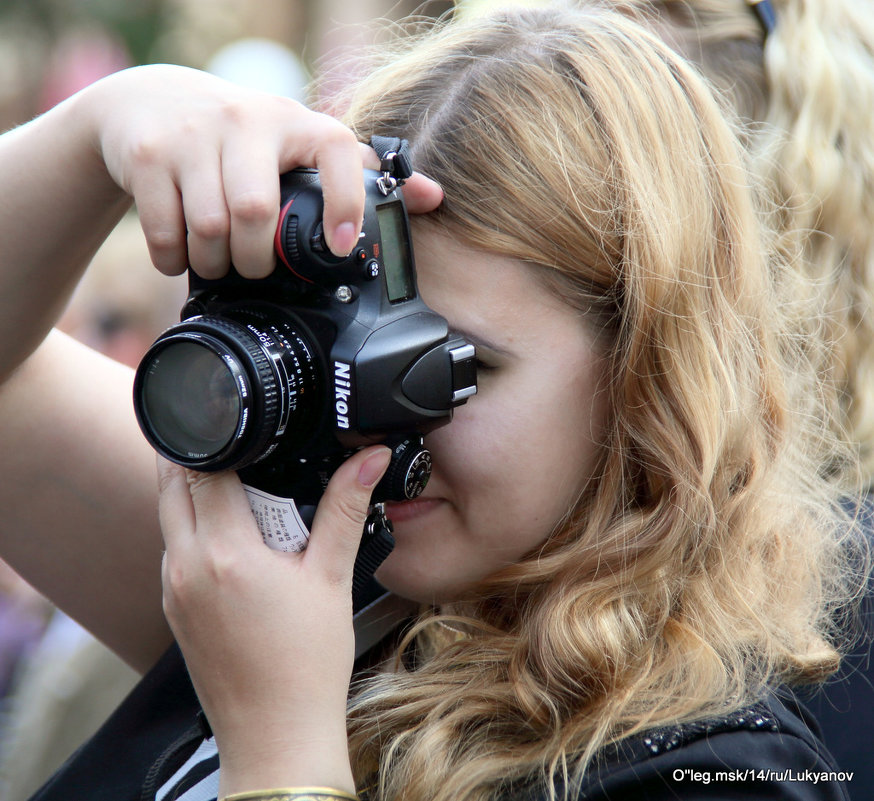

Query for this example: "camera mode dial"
[374,436,432,501]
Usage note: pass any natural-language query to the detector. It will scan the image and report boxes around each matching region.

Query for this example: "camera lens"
[139,339,242,459]
[134,311,321,471]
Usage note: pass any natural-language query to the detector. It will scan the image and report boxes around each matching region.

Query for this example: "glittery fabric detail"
[637,702,780,756]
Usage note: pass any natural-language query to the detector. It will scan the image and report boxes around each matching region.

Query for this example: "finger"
[156,457,196,548]
[307,446,392,585]
[131,173,189,275]
[221,137,281,279]
[179,149,232,279]
[359,142,381,170]
[183,468,264,548]
[403,173,444,215]
[308,120,367,257]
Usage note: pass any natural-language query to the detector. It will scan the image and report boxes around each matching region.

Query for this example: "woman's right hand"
[82,64,442,280]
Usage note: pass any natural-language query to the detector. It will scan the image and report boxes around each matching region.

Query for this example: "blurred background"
[0,0,462,131]
[0,1,467,798]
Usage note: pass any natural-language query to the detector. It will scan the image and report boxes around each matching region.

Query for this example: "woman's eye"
[475,359,495,373]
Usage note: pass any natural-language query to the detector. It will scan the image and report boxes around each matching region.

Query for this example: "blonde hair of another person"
[624,0,874,486]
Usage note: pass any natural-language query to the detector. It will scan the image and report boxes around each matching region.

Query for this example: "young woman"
[0,4,861,800]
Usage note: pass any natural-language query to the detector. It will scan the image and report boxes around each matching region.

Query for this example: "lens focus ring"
[195,316,282,462]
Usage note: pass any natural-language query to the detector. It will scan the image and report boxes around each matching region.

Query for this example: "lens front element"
[140,339,243,459]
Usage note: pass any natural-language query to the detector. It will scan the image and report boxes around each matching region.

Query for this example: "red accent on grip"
[274,197,312,283]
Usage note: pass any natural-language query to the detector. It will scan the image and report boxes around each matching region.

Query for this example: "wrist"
[66,72,138,202]
[0,80,130,375]
[217,732,355,801]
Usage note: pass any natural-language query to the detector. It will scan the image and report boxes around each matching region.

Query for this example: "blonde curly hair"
[331,4,862,800]
[625,0,874,484]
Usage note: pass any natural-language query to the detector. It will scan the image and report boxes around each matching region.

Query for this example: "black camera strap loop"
[352,503,395,610]
[370,135,413,195]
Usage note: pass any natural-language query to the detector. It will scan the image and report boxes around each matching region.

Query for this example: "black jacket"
[28,644,851,801]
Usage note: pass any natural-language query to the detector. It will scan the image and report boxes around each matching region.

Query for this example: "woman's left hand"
[157,445,391,797]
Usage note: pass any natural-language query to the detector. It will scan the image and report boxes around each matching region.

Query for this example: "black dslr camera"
[133,152,476,529]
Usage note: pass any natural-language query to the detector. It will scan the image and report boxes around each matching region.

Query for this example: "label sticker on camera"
[243,485,310,552]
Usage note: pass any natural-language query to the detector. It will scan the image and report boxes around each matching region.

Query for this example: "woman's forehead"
[412,226,592,350]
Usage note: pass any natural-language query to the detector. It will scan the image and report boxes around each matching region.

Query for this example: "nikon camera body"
[133,167,477,514]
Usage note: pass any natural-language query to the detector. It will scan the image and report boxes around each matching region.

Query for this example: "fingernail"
[358,447,392,488]
[331,221,358,256]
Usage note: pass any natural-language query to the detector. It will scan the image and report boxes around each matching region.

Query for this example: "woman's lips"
[382,497,445,524]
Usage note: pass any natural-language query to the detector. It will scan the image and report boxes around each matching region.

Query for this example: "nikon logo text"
[334,361,352,429]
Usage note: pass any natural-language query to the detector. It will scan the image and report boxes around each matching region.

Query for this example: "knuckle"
[203,548,240,584]
[184,468,211,490]
[147,227,183,254]
[228,190,276,226]
[128,134,166,168]
[185,469,222,499]
[161,558,188,602]
[164,546,237,596]
[269,95,307,122]
[319,122,359,152]
[187,209,230,241]
[278,95,306,114]
[161,564,195,633]
[217,97,248,125]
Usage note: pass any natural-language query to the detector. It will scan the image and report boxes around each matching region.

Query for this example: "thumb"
[306,446,392,584]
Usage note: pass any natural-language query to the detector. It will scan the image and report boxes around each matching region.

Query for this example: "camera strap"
[353,503,396,611]
[370,135,413,195]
